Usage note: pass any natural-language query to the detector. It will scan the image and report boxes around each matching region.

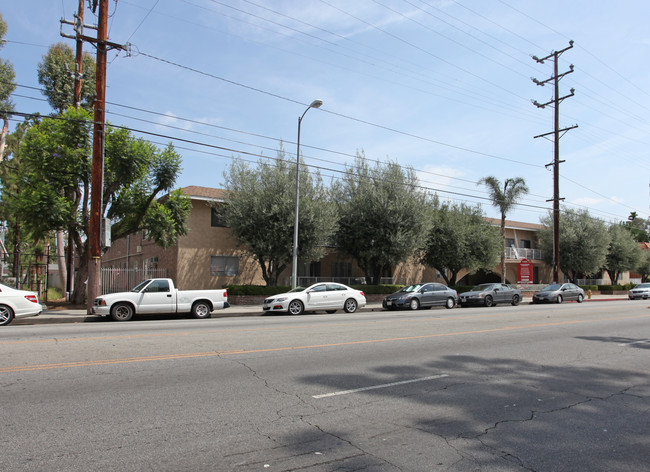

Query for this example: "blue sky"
[3,1,649,224]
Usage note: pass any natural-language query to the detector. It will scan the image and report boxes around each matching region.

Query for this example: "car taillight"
[25,294,39,303]
[223,290,228,298]
[360,291,365,297]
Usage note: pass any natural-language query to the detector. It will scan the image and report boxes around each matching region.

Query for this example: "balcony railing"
[505,247,543,260]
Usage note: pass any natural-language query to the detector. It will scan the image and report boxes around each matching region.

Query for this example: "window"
[331,261,351,278]
[210,256,239,276]
[211,206,228,227]
[146,279,169,293]
[519,239,532,248]
[506,238,515,248]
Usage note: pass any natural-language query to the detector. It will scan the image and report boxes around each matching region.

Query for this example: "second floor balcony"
[505,247,544,261]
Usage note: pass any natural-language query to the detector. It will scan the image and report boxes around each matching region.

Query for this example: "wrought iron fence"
[100,267,168,295]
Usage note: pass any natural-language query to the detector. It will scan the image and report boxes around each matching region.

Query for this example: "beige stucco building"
[100,186,560,290]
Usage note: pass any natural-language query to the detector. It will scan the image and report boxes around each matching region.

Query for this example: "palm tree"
[479,176,529,283]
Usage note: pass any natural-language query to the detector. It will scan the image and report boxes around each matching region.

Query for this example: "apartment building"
[101,186,555,290]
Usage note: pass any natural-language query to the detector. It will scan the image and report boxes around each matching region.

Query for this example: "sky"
[2,0,650,225]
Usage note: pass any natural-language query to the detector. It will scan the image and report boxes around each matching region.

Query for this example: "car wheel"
[288,300,304,315]
[556,295,563,304]
[192,301,212,319]
[111,302,134,321]
[484,295,493,307]
[326,310,337,314]
[511,294,520,306]
[445,297,455,309]
[577,294,584,303]
[344,298,358,313]
[0,304,15,326]
[409,298,420,310]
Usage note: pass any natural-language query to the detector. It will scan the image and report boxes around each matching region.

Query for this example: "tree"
[419,198,501,286]
[222,148,336,286]
[624,211,650,243]
[604,224,642,284]
[0,13,17,160]
[538,208,609,282]
[12,108,190,303]
[635,249,650,283]
[478,176,529,283]
[333,153,426,284]
[37,43,96,113]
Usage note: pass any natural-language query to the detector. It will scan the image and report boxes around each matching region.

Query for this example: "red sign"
[518,258,533,284]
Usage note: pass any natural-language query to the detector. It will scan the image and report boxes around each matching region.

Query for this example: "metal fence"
[100,267,168,295]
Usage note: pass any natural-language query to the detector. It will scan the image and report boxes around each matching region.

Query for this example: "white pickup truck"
[91,278,229,321]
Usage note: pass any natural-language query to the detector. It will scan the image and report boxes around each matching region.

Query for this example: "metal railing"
[100,267,168,295]
[292,276,406,287]
[505,247,543,260]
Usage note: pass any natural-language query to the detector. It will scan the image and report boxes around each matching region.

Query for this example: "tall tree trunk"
[0,117,8,161]
[500,212,507,283]
[57,231,67,297]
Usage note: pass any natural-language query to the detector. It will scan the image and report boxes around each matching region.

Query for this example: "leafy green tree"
[419,198,501,286]
[478,176,529,283]
[0,13,17,160]
[624,211,650,243]
[538,208,609,282]
[604,224,642,284]
[37,42,96,113]
[13,108,190,303]
[222,148,336,286]
[333,153,426,284]
[635,249,650,283]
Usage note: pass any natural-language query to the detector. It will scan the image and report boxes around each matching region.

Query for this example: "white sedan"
[262,282,366,315]
[0,283,43,326]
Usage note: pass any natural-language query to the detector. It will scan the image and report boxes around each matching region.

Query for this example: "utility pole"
[532,41,577,284]
[63,0,128,311]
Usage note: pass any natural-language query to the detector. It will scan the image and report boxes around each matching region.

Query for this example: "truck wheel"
[0,305,15,326]
[111,303,134,321]
[192,301,212,319]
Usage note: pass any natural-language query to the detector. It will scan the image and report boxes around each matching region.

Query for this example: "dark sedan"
[383,283,458,310]
[459,283,522,307]
[532,283,585,304]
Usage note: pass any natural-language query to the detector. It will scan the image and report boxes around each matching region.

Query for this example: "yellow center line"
[0,310,552,346]
[2,313,649,374]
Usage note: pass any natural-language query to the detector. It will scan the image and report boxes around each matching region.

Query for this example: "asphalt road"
[2,299,649,471]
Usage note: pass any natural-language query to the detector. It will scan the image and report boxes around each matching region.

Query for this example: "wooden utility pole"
[87,0,109,312]
[62,0,127,310]
[532,41,577,283]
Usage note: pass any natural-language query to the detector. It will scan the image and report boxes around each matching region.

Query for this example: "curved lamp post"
[292,99,323,289]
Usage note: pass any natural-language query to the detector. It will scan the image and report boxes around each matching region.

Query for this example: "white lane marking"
[312,374,449,399]
[618,339,650,346]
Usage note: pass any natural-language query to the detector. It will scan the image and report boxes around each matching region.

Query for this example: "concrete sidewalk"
[10,293,629,325]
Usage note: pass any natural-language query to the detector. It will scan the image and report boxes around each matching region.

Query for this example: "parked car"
[0,282,43,326]
[459,283,522,307]
[91,278,229,321]
[383,283,457,310]
[628,283,650,300]
[532,283,584,304]
[262,282,366,315]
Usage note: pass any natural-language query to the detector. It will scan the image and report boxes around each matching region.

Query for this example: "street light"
[292,99,323,289]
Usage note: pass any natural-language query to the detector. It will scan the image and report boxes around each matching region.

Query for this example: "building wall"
[101,187,578,290]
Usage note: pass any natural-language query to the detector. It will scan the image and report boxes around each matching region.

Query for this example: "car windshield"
[542,284,562,291]
[289,287,306,293]
[470,284,493,292]
[635,284,650,289]
[131,280,152,292]
[400,284,423,293]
